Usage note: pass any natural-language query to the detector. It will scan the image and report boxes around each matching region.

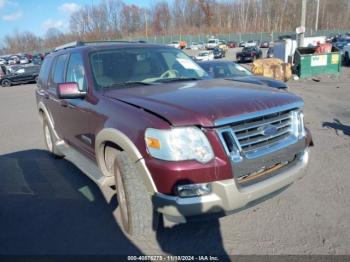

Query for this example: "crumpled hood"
[228,75,288,89]
[104,79,302,127]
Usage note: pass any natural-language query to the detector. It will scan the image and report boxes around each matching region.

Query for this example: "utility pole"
[144,9,148,40]
[299,0,307,47]
[315,0,320,31]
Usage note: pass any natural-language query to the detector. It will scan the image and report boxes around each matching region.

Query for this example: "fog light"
[176,183,211,198]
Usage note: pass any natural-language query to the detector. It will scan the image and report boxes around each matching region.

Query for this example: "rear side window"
[52,54,68,84]
[38,56,53,88]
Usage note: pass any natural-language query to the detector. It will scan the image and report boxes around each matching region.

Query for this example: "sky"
[0,0,150,39]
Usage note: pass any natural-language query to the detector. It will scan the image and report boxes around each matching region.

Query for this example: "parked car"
[189,42,200,50]
[198,60,288,89]
[1,65,40,87]
[0,58,7,65]
[239,41,246,47]
[278,35,295,40]
[260,41,270,48]
[218,40,228,50]
[33,53,44,60]
[236,46,263,62]
[168,41,187,49]
[206,38,219,49]
[8,55,19,65]
[213,48,226,59]
[198,42,205,49]
[267,47,274,58]
[343,44,350,65]
[36,40,312,238]
[195,50,214,61]
[245,40,258,47]
[32,57,43,65]
[0,65,6,79]
[227,41,237,48]
[19,56,29,64]
[333,38,350,56]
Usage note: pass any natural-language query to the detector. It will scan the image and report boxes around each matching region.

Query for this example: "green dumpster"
[294,47,341,78]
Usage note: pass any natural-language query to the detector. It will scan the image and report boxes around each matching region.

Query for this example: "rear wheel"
[1,79,11,87]
[112,150,160,237]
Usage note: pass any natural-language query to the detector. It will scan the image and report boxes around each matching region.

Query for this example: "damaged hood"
[104,79,303,127]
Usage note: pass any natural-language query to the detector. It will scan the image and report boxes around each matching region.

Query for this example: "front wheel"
[1,79,11,87]
[42,117,63,157]
[113,151,160,237]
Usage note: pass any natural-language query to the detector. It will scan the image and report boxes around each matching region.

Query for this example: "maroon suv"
[36,41,313,237]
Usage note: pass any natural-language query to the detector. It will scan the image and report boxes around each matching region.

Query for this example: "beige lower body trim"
[154,149,309,218]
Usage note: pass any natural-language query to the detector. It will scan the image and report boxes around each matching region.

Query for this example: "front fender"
[95,128,157,194]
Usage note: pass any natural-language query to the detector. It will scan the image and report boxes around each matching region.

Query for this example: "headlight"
[145,127,214,163]
[292,111,306,138]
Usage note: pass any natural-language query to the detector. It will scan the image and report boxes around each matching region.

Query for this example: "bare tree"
[3,31,42,53]
[2,0,350,53]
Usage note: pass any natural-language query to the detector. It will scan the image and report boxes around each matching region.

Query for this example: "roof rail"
[54,40,146,51]
[54,41,83,51]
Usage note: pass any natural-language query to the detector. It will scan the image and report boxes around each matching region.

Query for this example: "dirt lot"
[0,64,349,256]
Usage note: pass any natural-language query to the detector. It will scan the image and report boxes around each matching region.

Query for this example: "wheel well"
[103,141,124,176]
[38,109,44,123]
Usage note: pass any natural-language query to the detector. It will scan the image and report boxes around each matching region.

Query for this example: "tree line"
[1,0,350,54]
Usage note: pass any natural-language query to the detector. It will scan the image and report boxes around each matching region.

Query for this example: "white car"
[19,57,29,64]
[245,40,258,47]
[189,42,198,50]
[206,39,219,50]
[195,51,214,61]
[8,56,19,65]
[168,41,180,49]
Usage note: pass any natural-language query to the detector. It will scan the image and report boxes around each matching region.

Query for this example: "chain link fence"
[127,29,350,44]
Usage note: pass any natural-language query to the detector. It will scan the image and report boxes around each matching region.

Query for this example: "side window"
[38,56,53,88]
[66,53,86,91]
[52,54,68,84]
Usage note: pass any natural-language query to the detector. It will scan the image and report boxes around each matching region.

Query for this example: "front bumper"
[153,148,309,218]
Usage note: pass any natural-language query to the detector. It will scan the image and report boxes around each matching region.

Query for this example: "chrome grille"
[234,109,293,153]
[218,107,298,157]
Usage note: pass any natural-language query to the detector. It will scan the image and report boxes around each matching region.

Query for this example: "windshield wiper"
[102,81,152,89]
[153,77,202,83]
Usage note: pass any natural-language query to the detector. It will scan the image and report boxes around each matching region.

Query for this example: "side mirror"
[57,82,86,99]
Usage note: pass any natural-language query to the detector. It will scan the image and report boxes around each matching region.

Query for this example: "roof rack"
[54,40,146,52]
[54,41,83,51]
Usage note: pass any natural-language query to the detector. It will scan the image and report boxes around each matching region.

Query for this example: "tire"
[113,150,159,237]
[35,76,39,83]
[1,79,11,87]
[43,117,63,157]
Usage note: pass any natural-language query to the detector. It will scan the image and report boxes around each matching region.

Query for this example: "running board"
[55,140,115,187]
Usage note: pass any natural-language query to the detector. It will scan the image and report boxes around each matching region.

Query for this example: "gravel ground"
[0,65,349,256]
